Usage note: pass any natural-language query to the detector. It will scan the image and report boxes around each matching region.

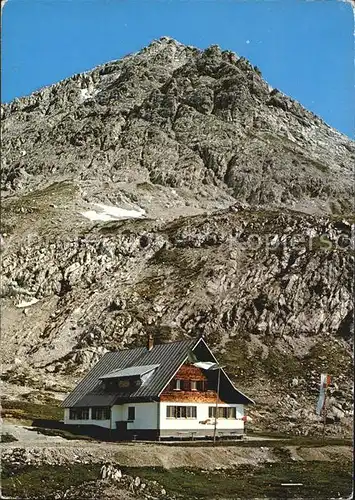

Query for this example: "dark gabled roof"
[61,338,197,408]
[193,338,254,405]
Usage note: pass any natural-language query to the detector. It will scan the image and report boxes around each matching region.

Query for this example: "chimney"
[147,333,154,351]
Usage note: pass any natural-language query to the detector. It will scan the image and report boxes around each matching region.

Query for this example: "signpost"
[213,366,222,444]
[316,373,331,438]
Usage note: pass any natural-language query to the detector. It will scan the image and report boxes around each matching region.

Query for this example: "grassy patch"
[246,430,352,445]
[122,460,352,499]
[162,214,201,239]
[98,216,156,236]
[149,247,206,279]
[1,433,18,443]
[134,247,208,302]
[1,463,101,499]
[1,400,63,422]
[134,274,167,300]
[304,341,353,379]
[221,338,303,384]
[157,437,352,448]
[2,454,352,499]
[220,338,254,381]
[261,349,303,380]
[3,181,77,214]
[30,427,93,441]
[222,335,340,389]
[272,446,293,461]
[1,181,79,235]
[136,181,156,192]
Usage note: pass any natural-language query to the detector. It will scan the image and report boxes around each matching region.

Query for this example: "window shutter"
[229,407,236,419]
[196,381,203,391]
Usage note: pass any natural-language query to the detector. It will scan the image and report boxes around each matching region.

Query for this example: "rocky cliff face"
[1,37,354,436]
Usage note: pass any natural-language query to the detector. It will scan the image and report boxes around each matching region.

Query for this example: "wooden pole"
[213,367,221,444]
[322,382,328,439]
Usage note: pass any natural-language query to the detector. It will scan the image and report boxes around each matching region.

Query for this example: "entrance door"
[116,421,128,433]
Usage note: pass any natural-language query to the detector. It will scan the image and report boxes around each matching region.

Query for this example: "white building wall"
[111,405,123,427]
[111,403,158,430]
[64,402,244,433]
[159,402,244,431]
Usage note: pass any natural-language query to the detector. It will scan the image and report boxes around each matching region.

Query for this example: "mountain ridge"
[2,37,354,215]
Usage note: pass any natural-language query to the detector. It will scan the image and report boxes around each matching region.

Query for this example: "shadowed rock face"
[1,37,354,436]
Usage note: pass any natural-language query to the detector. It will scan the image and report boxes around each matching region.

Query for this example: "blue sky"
[2,0,354,137]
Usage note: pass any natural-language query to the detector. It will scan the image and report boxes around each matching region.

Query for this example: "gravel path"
[1,423,66,444]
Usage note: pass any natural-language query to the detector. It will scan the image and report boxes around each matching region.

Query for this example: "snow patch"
[79,87,99,102]
[80,203,146,222]
[15,298,39,308]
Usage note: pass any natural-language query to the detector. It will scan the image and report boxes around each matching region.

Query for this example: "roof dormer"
[99,364,160,392]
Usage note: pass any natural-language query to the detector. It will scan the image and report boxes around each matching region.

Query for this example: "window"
[92,407,111,420]
[174,379,181,390]
[208,407,236,419]
[166,406,175,418]
[69,408,89,420]
[128,407,135,421]
[186,406,197,418]
[191,381,197,391]
[118,379,130,389]
[196,380,205,391]
[182,380,190,391]
[166,406,197,419]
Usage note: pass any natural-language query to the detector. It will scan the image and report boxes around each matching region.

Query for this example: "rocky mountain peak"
[2,38,354,218]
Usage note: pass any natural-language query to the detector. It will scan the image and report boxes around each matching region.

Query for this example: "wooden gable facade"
[160,364,225,403]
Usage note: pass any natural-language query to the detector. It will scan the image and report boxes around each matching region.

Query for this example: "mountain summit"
[1,38,354,436]
[2,37,354,217]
